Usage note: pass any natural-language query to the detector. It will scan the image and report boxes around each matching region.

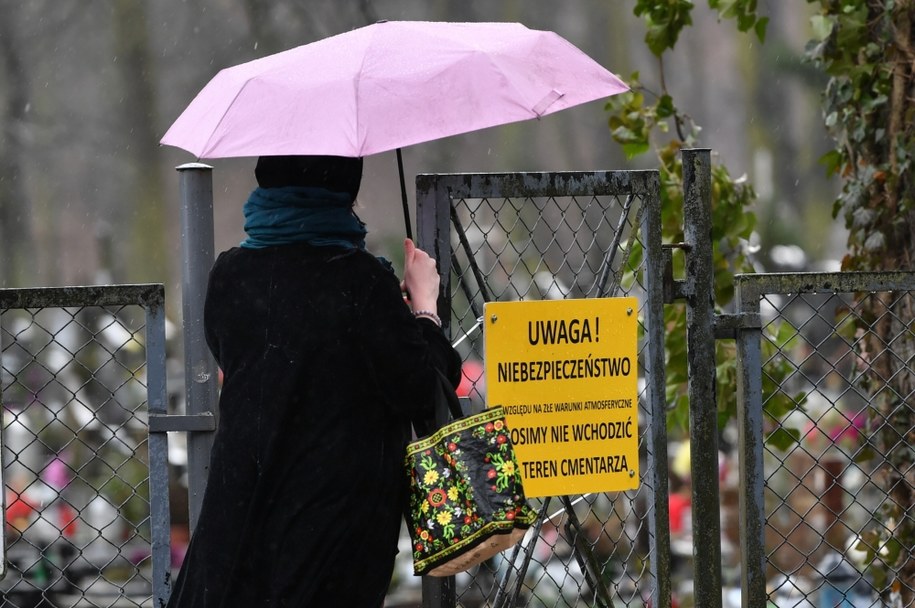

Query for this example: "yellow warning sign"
[484,298,639,497]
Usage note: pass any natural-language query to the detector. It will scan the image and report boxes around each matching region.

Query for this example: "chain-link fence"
[736,272,915,608]
[0,285,169,608]
[402,171,666,608]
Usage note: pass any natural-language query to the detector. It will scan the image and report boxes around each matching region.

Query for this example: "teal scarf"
[241,186,367,249]
[240,186,393,272]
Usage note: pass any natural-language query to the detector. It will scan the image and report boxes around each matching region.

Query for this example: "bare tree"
[111,0,169,283]
[0,0,33,287]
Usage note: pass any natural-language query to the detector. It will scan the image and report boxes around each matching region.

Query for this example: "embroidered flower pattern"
[406,407,537,574]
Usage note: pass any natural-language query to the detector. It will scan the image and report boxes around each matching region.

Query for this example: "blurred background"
[0,3,867,605]
[0,0,841,306]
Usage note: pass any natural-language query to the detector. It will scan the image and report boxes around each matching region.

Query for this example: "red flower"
[415,543,424,552]
[485,423,495,433]
[491,485,497,491]
[496,434,507,444]
[487,469,497,479]
[448,442,458,452]
[464,516,472,524]
[506,511,515,520]
[484,456,491,463]
[428,488,448,507]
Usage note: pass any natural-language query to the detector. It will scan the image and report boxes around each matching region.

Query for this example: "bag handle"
[413,368,463,438]
[435,368,464,421]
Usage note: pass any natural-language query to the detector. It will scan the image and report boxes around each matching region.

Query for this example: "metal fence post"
[641,173,672,608]
[145,285,173,606]
[177,163,220,532]
[734,276,766,607]
[681,148,723,607]
[416,174,457,608]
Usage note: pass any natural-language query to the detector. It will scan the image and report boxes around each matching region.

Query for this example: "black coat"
[166,243,462,608]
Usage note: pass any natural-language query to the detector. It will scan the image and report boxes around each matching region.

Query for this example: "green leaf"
[754,16,768,42]
[763,392,796,420]
[819,149,843,176]
[765,426,800,451]
[645,24,676,56]
[623,141,651,159]
[810,15,834,42]
[635,0,694,56]
[656,94,676,118]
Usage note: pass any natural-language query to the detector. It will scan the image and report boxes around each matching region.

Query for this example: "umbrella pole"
[396,148,413,239]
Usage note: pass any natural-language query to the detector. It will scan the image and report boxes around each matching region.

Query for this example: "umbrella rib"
[200,77,260,158]
[351,28,378,158]
[481,51,549,120]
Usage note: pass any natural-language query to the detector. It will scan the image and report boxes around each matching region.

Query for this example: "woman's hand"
[401,238,440,313]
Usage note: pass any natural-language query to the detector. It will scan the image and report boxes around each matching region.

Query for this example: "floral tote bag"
[405,373,537,577]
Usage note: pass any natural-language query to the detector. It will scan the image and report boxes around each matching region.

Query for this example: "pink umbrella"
[160,20,628,232]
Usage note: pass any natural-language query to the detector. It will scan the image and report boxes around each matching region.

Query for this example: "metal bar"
[449,253,483,321]
[417,170,659,200]
[416,172,457,608]
[713,312,762,339]
[416,174,455,337]
[0,316,7,575]
[561,496,613,608]
[733,270,915,295]
[449,201,492,304]
[735,279,767,607]
[662,243,693,302]
[493,499,550,608]
[681,148,723,607]
[177,163,220,533]
[421,577,457,608]
[596,194,634,297]
[491,542,523,608]
[611,200,647,298]
[450,316,483,350]
[145,286,172,607]
[640,171,671,608]
[0,283,165,309]
[149,413,218,433]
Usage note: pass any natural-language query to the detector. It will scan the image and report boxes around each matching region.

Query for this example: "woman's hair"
[255,155,363,199]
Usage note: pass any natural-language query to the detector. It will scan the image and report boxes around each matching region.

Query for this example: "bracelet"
[413,310,442,327]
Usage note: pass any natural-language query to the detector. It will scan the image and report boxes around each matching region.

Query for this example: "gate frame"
[733,269,915,608]
[0,283,172,606]
[415,168,669,608]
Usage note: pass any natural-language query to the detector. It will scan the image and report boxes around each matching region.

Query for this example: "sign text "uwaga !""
[528,318,598,345]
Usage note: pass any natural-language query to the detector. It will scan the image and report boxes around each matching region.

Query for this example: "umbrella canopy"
[160,20,628,159]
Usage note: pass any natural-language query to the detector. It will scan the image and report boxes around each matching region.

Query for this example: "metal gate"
[0,284,171,607]
[11,150,911,608]
[734,271,915,607]
[663,149,915,607]
[411,168,671,607]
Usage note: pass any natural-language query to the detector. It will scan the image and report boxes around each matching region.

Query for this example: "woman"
[166,155,462,607]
